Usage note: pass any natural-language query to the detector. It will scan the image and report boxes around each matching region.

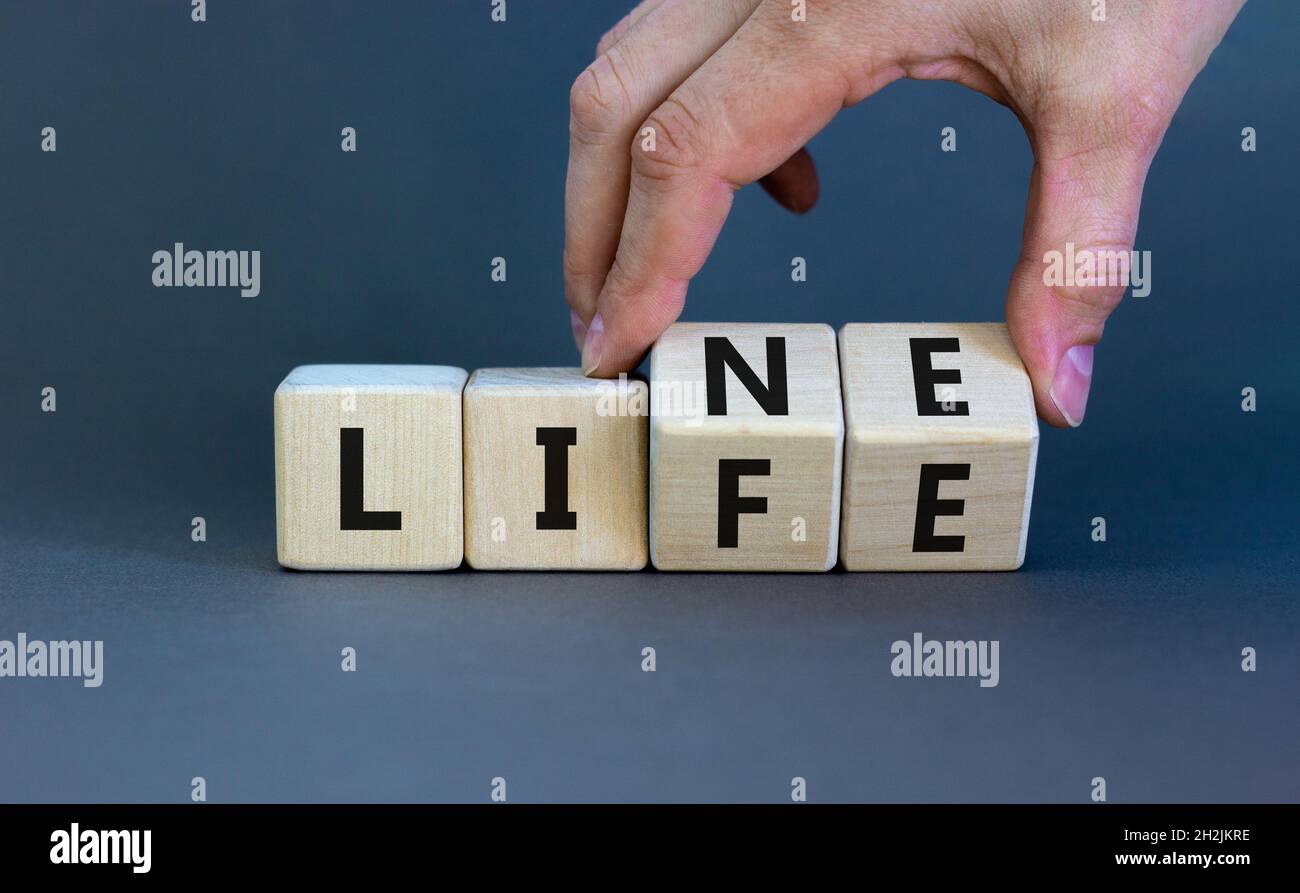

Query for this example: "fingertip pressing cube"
[274,364,467,570]
[649,323,844,572]
[838,323,1038,571]
[462,368,648,570]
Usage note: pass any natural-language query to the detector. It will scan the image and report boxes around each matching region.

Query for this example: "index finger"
[582,8,861,376]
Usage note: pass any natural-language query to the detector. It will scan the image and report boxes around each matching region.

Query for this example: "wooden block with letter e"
[649,323,843,571]
[463,368,648,570]
[274,364,467,570]
[838,323,1038,570]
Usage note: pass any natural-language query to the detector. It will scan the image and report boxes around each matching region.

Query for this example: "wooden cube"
[838,323,1038,571]
[274,364,467,570]
[649,323,843,571]
[463,368,648,570]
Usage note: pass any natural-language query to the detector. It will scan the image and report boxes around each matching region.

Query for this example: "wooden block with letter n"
[462,368,648,570]
[649,323,843,571]
[274,364,467,570]
[838,323,1038,570]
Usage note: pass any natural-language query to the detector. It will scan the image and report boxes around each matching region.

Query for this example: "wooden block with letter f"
[463,368,648,570]
[274,365,467,570]
[649,323,844,571]
[838,323,1038,570]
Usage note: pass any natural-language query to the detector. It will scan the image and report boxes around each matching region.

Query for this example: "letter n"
[705,337,789,416]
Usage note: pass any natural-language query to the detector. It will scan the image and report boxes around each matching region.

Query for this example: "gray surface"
[1,1,1297,802]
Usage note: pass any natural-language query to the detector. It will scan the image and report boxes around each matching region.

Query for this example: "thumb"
[1005,142,1155,428]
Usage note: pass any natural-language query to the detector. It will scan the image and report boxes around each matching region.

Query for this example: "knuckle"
[569,51,636,146]
[630,95,709,184]
[1050,280,1126,320]
[1044,239,1136,319]
[568,74,614,146]
[595,18,626,58]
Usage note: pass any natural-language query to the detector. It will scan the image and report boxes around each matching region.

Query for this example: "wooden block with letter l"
[649,323,844,571]
[462,368,648,570]
[274,364,467,570]
[838,323,1038,571]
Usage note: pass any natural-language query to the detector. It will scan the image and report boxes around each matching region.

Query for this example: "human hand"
[563,0,1245,426]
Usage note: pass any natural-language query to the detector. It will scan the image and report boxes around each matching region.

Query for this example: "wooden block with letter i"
[649,323,843,571]
[838,323,1038,570]
[463,368,648,570]
[274,364,467,570]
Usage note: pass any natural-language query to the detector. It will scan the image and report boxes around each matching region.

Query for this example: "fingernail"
[581,312,604,376]
[570,309,587,352]
[1049,344,1094,427]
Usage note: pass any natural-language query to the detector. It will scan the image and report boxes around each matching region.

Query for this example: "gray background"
[1,1,1296,802]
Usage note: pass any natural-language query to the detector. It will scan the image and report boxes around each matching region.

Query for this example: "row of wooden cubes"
[274,323,1038,572]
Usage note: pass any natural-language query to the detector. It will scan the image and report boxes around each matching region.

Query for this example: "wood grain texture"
[649,323,843,572]
[274,364,466,570]
[463,368,648,570]
[838,323,1038,571]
